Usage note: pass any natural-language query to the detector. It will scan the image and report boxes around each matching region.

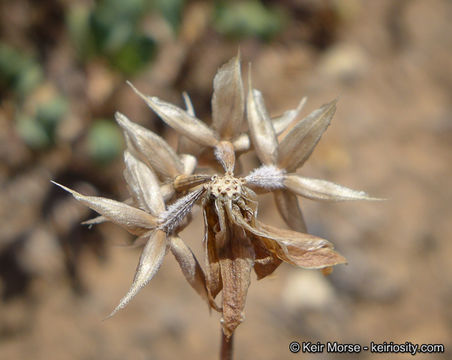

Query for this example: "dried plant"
[53,53,379,359]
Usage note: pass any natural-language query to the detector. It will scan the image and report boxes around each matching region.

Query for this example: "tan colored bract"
[53,52,380,343]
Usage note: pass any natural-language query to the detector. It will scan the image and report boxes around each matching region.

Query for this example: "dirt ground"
[1,0,451,359]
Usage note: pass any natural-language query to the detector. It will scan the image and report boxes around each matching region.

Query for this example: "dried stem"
[220,330,234,360]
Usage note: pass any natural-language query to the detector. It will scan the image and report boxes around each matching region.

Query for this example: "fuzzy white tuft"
[158,188,205,233]
[244,165,285,189]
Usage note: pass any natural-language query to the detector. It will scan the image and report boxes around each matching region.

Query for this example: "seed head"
[53,52,381,339]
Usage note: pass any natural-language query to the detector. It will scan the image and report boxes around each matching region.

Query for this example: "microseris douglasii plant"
[53,53,379,359]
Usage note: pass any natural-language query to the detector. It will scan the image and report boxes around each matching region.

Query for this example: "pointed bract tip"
[104,306,122,321]
[353,191,387,201]
[51,180,75,195]
[114,111,128,126]
[297,96,308,111]
[126,81,148,102]
[367,196,388,201]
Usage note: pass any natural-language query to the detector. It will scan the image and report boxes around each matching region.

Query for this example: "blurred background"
[0,0,451,359]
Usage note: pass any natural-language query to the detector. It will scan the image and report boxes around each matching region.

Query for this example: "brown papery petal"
[212,54,244,140]
[170,236,220,312]
[203,206,223,299]
[218,220,255,338]
[115,112,183,179]
[107,230,167,318]
[257,221,332,251]
[227,206,329,252]
[252,237,282,280]
[284,174,383,201]
[235,215,345,269]
[282,245,347,269]
[124,151,165,216]
[128,82,218,147]
[272,96,307,135]
[278,99,337,172]
[273,189,307,232]
[253,221,345,269]
[52,182,156,236]
[246,73,278,165]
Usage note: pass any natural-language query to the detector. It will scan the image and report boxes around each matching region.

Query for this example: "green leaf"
[214,1,284,40]
[16,115,50,149]
[110,34,157,75]
[15,96,67,149]
[66,4,96,59]
[87,119,124,164]
[153,0,185,32]
[0,44,43,96]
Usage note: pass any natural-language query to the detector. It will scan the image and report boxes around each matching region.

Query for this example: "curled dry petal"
[212,54,244,140]
[170,236,220,312]
[284,174,382,201]
[128,82,219,147]
[230,209,330,251]
[123,151,165,216]
[108,230,167,318]
[255,221,346,269]
[115,112,183,179]
[52,181,156,236]
[273,189,307,232]
[272,96,307,135]
[246,75,278,165]
[228,207,343,269]
[159,187,206,233]
[278,99,337,172]
[258,220,330,251]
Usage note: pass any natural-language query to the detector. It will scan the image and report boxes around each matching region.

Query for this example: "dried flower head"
[53,52,380,347]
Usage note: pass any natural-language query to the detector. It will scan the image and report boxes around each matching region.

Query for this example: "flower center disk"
[209,174,243,200]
